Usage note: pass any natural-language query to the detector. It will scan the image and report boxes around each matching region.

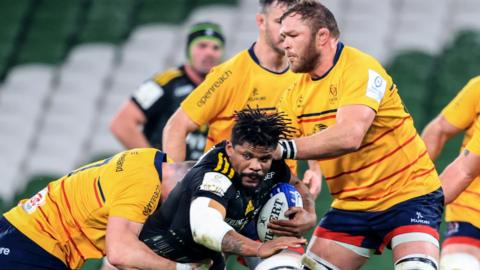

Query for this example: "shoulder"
[194,143,236,180]
[152,67,185,86]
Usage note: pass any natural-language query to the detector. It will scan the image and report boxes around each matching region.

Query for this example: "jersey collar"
[311,42,344,81]
[248,43,290,75]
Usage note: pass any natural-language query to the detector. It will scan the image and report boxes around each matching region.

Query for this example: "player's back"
[4,148,165,269]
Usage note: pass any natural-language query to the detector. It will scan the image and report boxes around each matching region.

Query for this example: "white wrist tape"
[176,263,192,270]
[190,197,233,252]
[279,139,297,159]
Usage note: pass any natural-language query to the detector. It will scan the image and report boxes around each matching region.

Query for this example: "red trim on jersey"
[314,227,365,246]
[326,134,417,181]
[379,225,439,253]
[38,205,51,225]
[61,181,105,256]
[207,136,215,142]
[34,218,59,248]
[359,116,410,150]
[331,150,428,195]
[93,178,103,208]
[360,167,435,201]
[297,114,336,124]
[449,203,480,214]
[442,237,480,248]
[48,191,86,261]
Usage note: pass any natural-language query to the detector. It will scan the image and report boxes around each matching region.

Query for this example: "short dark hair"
[231,107,295,149]
[259,0,298,13]
[280,0,340,39]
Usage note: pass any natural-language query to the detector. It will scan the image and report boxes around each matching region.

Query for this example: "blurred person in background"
[0,149,197,270]
[110,22,225,160]
[163,0,322,199]
[422,76,480,269]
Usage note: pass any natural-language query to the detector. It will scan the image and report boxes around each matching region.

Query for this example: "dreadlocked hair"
[231,107,296,149]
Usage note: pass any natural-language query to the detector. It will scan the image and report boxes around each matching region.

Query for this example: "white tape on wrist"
[279,139,297,159]
[176,263,192,270]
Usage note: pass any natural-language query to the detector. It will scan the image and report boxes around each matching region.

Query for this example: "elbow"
[106,247,129,268]
[343,133,363,152]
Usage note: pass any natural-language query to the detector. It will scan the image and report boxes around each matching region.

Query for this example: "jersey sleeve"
[131,79,167,119]
[109,177,162,223]
[442,77,480,129]
[180,65,234,126]
[339,65,389,112]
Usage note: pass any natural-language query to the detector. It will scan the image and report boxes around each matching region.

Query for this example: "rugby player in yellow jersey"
[0,149,195,270]
[163,0,322,198]
[422,76,480,269]
[272,1,444,269]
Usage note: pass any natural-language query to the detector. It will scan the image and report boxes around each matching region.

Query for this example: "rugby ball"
[257,183,303,242]
[255,251,302,270]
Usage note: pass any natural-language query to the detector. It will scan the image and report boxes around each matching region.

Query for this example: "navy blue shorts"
[443,221,480,248]
[314,189,444,254]
[0,216,67,270]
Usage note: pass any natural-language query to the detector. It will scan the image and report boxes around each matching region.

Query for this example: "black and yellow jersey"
[139,141,291,265]
[131,65,207,159]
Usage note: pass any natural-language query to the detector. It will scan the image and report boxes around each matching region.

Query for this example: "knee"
[440,253,479,270]
[301,251,340,270]
[394,254,438,270]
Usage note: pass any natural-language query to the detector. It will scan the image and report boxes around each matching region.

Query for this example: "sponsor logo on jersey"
[0,247,10,256]
[133,81,164,110]
[366,69,387,103]
[22,187,48,214]
[115,153,127,172]
[247,88,266,102]
[196,70,232,107]
[200,172,232,197]
[143,184,161,216]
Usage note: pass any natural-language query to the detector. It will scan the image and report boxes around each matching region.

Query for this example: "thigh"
[442,221,480,260]
[307,236,368,270]
[0,217,67,270]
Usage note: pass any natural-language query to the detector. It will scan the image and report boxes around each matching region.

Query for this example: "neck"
[184,64,205,85]
[253,38,289,72]
[310,39,339,78]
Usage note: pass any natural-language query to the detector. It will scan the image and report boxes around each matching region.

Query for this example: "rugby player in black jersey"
[139,107,316,269]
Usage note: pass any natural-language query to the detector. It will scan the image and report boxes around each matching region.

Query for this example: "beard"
[239,172,265,190]
[290,37,320,73]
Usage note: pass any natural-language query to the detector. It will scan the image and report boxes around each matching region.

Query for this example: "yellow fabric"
[180,48,299,173]
[441,76,480,228]
[4,149,163,269]
[278,45,440,211]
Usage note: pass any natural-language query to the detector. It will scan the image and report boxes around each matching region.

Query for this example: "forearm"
[421,124,447,161]
[221,230,261,257]
[441,155,477,204]
[294,124,361,160]
[113,124,150,149]
[108,237,176,270]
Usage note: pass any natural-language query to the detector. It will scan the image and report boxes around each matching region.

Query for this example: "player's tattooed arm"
[221,230,306,258]
[221,231,247,255]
